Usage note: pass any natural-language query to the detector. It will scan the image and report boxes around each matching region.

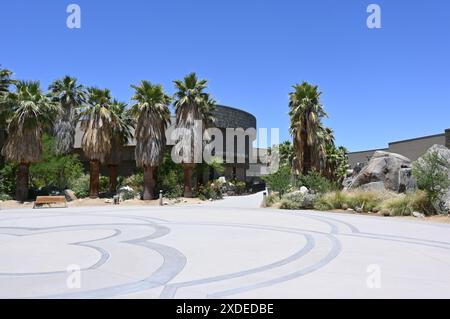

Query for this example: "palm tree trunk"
[108,164,119,194]
[15,163,29,202]
[183,165,193,198]
[143,165,155,200]
[301,120,311,175]
[89,160,100,198]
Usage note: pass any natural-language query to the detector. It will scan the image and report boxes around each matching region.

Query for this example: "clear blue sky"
[1,0,449,151]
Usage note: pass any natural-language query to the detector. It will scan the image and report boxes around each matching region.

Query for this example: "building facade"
[73,105,265,183]
[347,129,450,168]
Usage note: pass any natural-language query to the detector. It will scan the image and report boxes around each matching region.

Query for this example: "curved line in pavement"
[39,222,186,299]
[0,228,121,277]
[160,233,315,299]
[208,233,342,299]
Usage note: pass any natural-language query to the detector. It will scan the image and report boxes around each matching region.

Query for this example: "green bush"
[263,165,292,198]
[156,151,184,198]
[99,175,109,193]
[314,191,349,211]
[197,181,223,200]
[0,161,16,196]
[229,180,246,195]
[346,191,383,212]
[0,193,12,201]
[68,174,90,198]
[412,150,450,214]
[264,194,279,207]
[30,135,84,190]
[298,171,337,194]
[280,192,317,210]
[122,173,144,193]
[120,188,138,201]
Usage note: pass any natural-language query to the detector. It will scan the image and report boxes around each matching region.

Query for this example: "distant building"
[73,105,268,184]
[347,129,450,168]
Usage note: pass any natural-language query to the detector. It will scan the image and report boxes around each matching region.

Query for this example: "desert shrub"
[263,165,292,198]
[0,193,12,201]
[314,191,349,211]
[0,161,16,195]
[99,175,109,193]
[68,174,90,198]
[122,173,144,193]
[30,135,84,190]
[120,188,138,201]
[230,180,246,195]
[280,192,317,210]
[155,152,184,197]
[382,190,431,216]
[264,193,280,207]
[346,191,384,212]
[315,191,384,212]
[197,181,223,200]
[412,150,450,214]
[298,171,337,194]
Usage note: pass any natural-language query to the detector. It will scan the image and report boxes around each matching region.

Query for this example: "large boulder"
[64,189,77,202]
[347,151,413,193]
[398,168,416,193]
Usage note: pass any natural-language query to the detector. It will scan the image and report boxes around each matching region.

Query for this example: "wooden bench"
[33,196,68,209]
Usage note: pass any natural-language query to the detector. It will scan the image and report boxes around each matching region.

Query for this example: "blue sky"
[1,0,449,151]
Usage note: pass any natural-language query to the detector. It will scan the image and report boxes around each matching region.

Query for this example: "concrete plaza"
[0,193,449,299]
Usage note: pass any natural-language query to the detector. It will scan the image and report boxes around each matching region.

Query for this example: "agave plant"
[48,76,86,155]
[130,81,171,200]
[1,81,60,201]
[173,72,216,197]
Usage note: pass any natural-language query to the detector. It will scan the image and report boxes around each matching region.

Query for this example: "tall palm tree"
[1,81,60,201]
[0,67,14,166]
[130,81,171,200]
[173,72,216,197]
[289,82,327,175]
[48,76,86,155]
[107,99,134,193]
[80,87,114,198]
[0,67,13,96]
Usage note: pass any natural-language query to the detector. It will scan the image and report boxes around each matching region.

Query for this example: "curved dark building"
[74,105,262,183]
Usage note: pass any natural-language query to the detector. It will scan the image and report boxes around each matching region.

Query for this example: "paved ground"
[1,192,450,299]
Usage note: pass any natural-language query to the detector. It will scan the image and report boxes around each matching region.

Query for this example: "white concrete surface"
[0,192,449,299]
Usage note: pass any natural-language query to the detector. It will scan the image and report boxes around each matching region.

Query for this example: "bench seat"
[33,196,68,209]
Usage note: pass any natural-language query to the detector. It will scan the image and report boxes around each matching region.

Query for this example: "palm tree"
[80,87,114,198]
[107,100,134,194]
[173,72,216,197]
[1,81,60,201]
[0,67,14,166]
[48,76,86,155]
[289,82,327,176]
[0,67,13,96]
[130,81,171,200]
